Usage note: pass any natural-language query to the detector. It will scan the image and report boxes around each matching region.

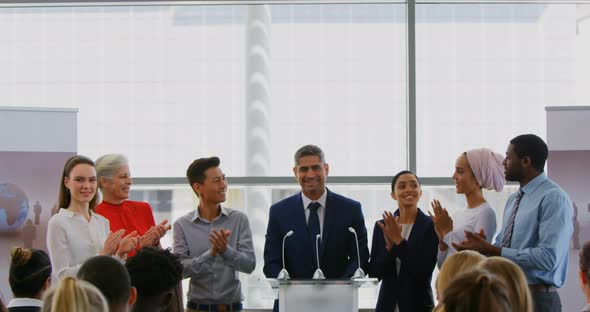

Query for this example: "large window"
[416,3,590,176]
[0,4,407,177]
[2,1,589,310]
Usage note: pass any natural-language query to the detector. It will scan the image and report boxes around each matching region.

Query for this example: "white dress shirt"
[6,298,43,308]
[46,208,110,280]
[301,189,328,236]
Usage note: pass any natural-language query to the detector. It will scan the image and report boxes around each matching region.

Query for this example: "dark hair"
[391,170,420,192]
[77,256,131,306]
[294,145,325,166]
[580,241,590,281]
[58,155,98,211]
[442,269,512,312]
[186,157,220,193]
[9,247,52,298]
[126,247,182,297]
[509,134,548,172]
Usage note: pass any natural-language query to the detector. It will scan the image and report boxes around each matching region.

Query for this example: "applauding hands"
[378,211,403,252]
[429,199,454,251]
[210,228,232,256]
[101,229,140,258]
[140,219,172,248]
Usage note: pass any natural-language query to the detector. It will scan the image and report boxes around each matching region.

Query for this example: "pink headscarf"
[465,148,505,192]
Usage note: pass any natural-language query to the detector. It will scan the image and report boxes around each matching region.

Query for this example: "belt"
[187,301,242,311]
[529,284,557,293]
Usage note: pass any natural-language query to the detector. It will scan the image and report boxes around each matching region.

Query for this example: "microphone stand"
[312,234,325,280]
[277,230,294,280]
[348,227,366,279]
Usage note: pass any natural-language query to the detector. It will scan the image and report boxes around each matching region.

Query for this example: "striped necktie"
[501,189,524,248]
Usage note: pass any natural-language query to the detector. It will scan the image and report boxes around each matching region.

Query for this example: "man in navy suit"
[263,144,369,282]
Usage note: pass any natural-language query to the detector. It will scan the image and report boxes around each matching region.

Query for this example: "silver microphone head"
[348,227,356,233]
[286,230,294,237]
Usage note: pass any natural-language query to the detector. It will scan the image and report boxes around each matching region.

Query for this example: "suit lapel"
[291,193,316,267]
[320,189,335,260]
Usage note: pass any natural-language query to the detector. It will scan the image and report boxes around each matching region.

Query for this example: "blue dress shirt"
[494,173,573,287]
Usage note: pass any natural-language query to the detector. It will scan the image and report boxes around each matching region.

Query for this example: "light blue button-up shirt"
[494,173,573,287]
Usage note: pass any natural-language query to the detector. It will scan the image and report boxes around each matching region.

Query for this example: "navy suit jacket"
[263,189,369,280]
[368,208,438,312]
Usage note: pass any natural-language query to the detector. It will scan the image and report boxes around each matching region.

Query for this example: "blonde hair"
[42,277,108,312]
[442,268,512,312]
[479,257,533,312]
[436,250,486,299]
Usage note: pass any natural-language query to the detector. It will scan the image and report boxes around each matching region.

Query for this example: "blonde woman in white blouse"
[47,155,139,280]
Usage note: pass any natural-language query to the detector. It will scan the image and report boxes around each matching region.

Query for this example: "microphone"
[277,230,294,280]
[312,234,325,280]
[348,227,366,279]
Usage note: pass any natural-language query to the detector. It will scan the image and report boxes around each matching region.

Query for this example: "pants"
[532,291,561,312]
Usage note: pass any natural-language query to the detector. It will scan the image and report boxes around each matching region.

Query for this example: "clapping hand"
[140,219,172,248]
[209,228,231,256]
[451,229,499,256]
[101,229,125,256]
[116,230,139,258]
[429,199,453,239]
[377,211,403,252]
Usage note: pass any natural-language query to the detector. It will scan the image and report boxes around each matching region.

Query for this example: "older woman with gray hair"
[95,154,171,257]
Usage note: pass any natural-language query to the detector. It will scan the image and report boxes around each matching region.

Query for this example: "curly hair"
[125,247,182,297]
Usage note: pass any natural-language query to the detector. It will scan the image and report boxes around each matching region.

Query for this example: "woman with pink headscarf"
[430,148,505,268]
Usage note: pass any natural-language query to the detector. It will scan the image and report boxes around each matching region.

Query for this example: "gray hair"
[95,154,129,189]
[294,145,325,166]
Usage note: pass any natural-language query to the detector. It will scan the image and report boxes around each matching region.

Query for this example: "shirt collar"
[302,189,328,210]
[7,298,43,308]
[58,208,97,219]
[191,205,228,222]
[521,172,548,195]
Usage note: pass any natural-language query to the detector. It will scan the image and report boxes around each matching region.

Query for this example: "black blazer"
[8,306,41,312]
[368,208,438,312]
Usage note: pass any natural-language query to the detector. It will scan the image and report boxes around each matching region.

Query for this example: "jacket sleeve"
[367,221,396,280]
[263,204,283,278]
[388,219,439,283]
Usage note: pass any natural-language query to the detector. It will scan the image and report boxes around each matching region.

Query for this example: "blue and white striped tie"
[501,189,524,248]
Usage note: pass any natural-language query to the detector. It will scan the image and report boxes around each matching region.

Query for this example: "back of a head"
[42,277,108,312]
[479,257,533,312]
[436,250,486,298]
[442,269,512,312]
[9,247,52,298]
[126,247,182,298]
[78,255,131,308]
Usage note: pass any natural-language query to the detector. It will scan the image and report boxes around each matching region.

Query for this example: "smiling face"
[293,155,329,200]
[452,154,480,195]
[391,173,422,208]
[101,165,132,202]
[193,166,227,205]
[64,163,97,205]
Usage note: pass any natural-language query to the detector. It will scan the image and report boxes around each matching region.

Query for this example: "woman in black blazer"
[369,170,438,312]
